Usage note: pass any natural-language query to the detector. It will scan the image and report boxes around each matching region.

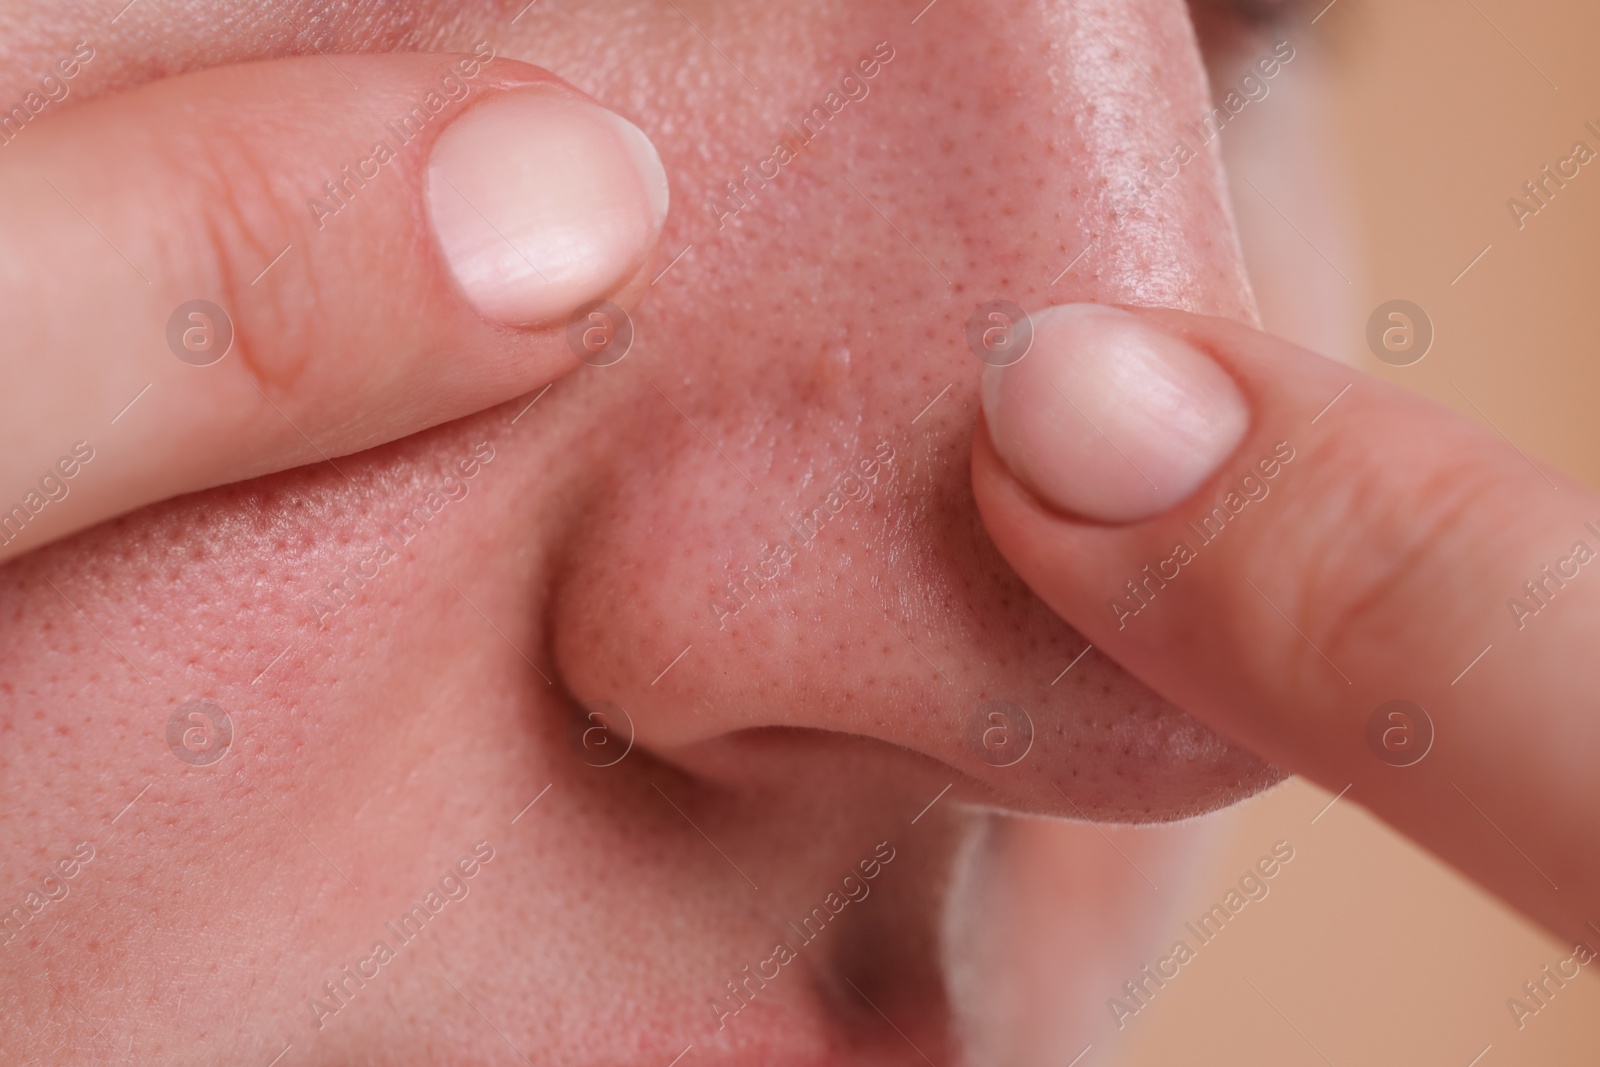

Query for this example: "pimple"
[813,343,851,391]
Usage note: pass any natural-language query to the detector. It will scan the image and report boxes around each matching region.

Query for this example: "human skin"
[0,2,1304,1064]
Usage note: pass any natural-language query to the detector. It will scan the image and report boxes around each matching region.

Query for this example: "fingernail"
[981,304,1248,523]
[426,90,670,326]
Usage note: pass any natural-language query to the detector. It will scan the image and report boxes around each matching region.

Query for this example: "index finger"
[0,50,668,563]
[972,303,1600,950]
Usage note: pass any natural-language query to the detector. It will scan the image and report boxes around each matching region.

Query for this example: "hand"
[973,303,1600,949]
[0,49,667,565]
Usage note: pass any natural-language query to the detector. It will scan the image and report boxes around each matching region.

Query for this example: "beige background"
[1120,0,1600,1063]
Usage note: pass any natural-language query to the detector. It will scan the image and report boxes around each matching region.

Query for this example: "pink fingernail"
[426,90,669,326]
[982,305,1249,523]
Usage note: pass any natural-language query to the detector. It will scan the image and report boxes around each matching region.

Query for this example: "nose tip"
[549,425,1277,822]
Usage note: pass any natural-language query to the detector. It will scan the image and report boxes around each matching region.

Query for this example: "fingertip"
[424,89,670,327]
[981,304,1250,525]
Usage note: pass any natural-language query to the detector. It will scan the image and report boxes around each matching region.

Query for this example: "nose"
[547,0,1278,820]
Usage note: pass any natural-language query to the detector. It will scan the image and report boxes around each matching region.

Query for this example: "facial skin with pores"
[0,2,1326,1064]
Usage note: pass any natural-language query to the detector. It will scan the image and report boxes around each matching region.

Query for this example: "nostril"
[546,405,1277,826]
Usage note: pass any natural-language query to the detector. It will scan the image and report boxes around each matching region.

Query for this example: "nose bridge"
[664,0,1245,307]
[809,0,1249,315]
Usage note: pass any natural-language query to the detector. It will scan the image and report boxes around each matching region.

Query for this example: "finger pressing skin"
[973,303,1600,949]
[0,49,669,563]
